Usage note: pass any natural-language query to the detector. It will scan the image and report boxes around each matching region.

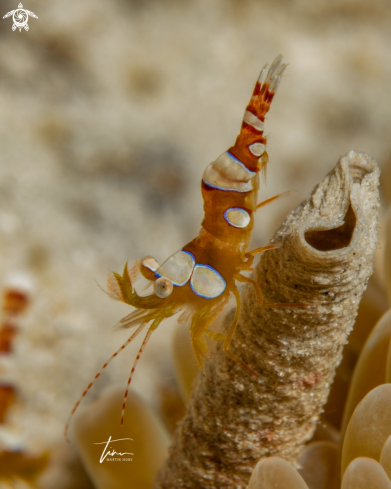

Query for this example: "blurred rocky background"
[0,0,390,486]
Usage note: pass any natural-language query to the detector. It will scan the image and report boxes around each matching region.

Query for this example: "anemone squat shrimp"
[65,55,309,440]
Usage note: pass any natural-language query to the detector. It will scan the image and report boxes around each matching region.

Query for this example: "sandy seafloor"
[0,0,390,473]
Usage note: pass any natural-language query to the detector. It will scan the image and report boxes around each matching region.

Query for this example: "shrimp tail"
[228,54,287,174]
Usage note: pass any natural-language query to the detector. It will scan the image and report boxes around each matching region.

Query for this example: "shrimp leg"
[256,190,293,210]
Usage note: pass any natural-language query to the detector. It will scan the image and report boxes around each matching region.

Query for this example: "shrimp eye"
[154,277,173,298]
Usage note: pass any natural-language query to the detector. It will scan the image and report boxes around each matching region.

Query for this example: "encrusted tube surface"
[155,151,380,489]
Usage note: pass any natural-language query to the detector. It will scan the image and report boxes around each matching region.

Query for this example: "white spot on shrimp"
[202,151,256,192]
[249,143,266,156]
[243,111,264,131]
[224,208,251,228]
[190,264,226,299]
[141,256,159,272]
[155,250,195,286]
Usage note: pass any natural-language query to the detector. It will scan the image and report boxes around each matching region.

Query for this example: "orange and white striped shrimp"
[65,55,308,440]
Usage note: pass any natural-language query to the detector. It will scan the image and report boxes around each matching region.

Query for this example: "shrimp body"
[118,57,287,367]
[65,56,298,438]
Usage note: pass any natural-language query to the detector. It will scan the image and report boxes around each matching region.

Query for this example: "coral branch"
[155,151,380,489]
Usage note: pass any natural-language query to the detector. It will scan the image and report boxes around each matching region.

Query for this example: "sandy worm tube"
[155,151,380,489]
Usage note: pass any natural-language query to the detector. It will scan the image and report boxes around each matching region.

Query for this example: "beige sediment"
[155,151,380,489]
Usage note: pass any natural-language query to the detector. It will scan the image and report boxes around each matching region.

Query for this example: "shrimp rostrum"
[65,55,308,438]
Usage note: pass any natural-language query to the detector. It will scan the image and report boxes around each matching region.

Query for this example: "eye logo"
[2,3,38,32]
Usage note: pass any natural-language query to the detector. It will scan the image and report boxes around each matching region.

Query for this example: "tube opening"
[305,204,356,251]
